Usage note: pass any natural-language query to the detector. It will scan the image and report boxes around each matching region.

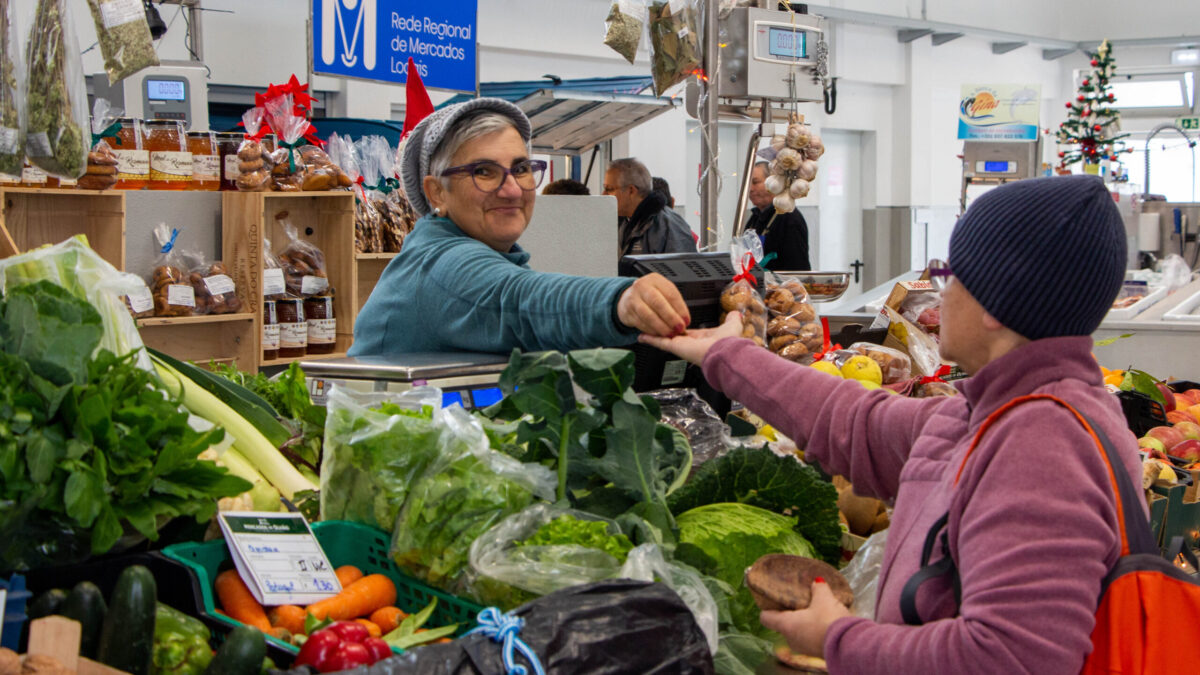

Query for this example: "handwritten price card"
[218,512,342,605]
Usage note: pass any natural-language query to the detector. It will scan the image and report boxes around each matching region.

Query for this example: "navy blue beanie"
[948,174,1126,340]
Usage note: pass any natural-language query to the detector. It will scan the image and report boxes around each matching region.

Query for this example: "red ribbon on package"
[811,317,843,362]
[731,253,758,287]
[919,365,953,384]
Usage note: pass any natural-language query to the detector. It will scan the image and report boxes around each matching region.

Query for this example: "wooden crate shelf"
[261,335,355,367]
[137,312,256,327]
[0,187,126,269]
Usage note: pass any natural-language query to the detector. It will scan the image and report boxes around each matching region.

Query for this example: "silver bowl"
[774,271,852,303]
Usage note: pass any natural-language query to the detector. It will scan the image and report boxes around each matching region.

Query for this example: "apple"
[1147,425,1186,451]
[1176,421,1200,441]
[1157,382,1178,408]
[1187,403,1200,421]
[1139,436,1167,454]
[1174,393,1194,411]
[1169,439,1200,463]
[1186,389,1200,405]
[1166,410,1198,425]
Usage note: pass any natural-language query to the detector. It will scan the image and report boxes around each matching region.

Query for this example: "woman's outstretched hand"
[617,273,692,338]
[638,311,744,366]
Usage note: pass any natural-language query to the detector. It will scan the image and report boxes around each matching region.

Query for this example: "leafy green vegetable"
[209,361,326,474]
[383,598,458,650]
[1120,368,1167,406]
[0,282,251,572]
[667,446,842,565]
[676,502,816,636]
[517,514,634,564]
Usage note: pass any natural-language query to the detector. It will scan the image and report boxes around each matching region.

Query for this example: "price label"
[167,284,196,307]
[263,268,286,296]
[218,512,342,605]
[128,284,154,314]
[301,275,329,295]
[203,274,236,296]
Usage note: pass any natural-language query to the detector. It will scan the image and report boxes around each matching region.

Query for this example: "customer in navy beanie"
[947,174,1127,341]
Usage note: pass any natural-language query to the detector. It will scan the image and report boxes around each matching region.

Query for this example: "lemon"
[858,380,881,390]
[811,361,842,378]
[841,355,883,385]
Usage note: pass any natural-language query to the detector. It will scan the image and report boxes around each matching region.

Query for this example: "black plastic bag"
[344,580,714,674]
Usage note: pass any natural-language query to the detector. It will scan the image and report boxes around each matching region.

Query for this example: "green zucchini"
[63,581,107,659]
[97,565,157,675]
[27,588,68,619]
[203,625,267,675]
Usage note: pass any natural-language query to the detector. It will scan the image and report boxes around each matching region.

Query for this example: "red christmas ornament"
[1091,59,1099,66]
[1082,78,1090,86]
[1083,107,1091,116]
[1065,102,1072,108]
[1077,94,1085,102]
[1093,124,1102,131]
[1110,155,1118,161]
[1058,151,1065,157]
[1108,93,1115,100]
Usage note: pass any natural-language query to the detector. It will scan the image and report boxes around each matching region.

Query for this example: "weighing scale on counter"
[92,61,210,130]
[960,140,1041,214]
[297,352,510,409]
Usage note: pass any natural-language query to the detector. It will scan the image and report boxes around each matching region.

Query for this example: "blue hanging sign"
[312,0,478,93]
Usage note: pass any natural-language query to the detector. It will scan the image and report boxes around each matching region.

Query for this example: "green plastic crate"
[161,520,483,654]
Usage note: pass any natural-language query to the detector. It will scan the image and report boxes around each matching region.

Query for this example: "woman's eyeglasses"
[441,159,548,193]
[927,259,953,291]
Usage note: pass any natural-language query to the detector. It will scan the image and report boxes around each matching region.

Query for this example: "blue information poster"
[312,0,478,93]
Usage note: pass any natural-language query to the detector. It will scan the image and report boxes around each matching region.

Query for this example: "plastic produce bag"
[348,580,714,675]
[719,232,767,346]
[646,388,732,467]
[619,544,719,654]
[847,342,911,384]
[841,528,888,620]
[1158,253,1193,291]
[648,0,701,96]
[26,0,89,179]
[85,0,158,83]
[763,274,822,363]
[604,0,645,65]
[468,504,630,608]
[319,385,443,531]
[148,223,197,317]
[80,98,120,191]
[392,405,555,595]
[0,0,23,179]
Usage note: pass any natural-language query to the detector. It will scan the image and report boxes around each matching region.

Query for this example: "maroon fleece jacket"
[702,335,1143,675]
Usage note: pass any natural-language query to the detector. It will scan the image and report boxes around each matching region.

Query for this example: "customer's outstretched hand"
[639,311,743,366]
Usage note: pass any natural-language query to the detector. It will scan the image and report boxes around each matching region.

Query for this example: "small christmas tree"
[1056,39,1130,170]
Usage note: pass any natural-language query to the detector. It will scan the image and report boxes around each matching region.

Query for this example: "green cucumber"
[63,581,107,659]
[27,588,68,619]
[203,625,267,675]
[97,565,157,675]
[149,348,292,448]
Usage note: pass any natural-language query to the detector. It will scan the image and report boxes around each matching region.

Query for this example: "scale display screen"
[767,27,806,59]
[983,160,1011,173]
[146,79,186,101]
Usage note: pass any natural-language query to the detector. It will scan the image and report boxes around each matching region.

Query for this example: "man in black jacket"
[604,158,697,258]
[745,161,811,271]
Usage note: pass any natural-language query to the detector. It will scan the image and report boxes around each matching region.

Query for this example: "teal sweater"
[349,215,638,356]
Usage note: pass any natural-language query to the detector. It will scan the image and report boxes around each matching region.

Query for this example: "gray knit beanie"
[400,97,533,217]
[947,174,1126,340]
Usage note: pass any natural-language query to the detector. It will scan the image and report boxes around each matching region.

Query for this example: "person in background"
[542,178,590,195]
[604,158,697,258]
[643,175,1140,675]
[652,176,675,208]
[350,98,691,357]
[746,160,811,271]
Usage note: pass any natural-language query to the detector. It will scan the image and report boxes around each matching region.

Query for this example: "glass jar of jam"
[304,294,337,354]
[262,299,280,361]
[216,132,243,191]
[113,118,149,189]
[276,296,307,359]
[145,120,192,190]
[187,131,220,191]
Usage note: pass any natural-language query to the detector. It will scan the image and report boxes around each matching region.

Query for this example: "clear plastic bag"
[763,274,822,364]
[264,93,312,192]
[646,388,732,467]
[469,503,629,608]
[26,0,89,179]
[148,223,197,317]
[356,135,385,252]
[848,341,911,384]
[604,0,645,65]
[186,255,241,316]
[392,405,555,594]
[297,142,348,191]
[1158,253,1194,291]
[80,98,120,191]
[0,0,24,179]
[235,107,273,191]
[619,543,719,654]
[319,385,443,531]
[647,0,701,96]
[85,0,158,83]
[841,528,888,620]
[720,232,768,346]
[276,214,330,298]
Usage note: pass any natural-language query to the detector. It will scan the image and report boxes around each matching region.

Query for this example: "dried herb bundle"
[0,0,22,177]
[26,0,88,178]
[648,1,701,96]
[604,0,644,65]
[86,0,159,83]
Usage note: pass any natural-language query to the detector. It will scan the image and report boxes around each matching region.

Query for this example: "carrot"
[215,569,272,632]
[368,606,406,634]
[304,574,397,622]
[335,565,364,588]
[355,618,382,638]
[270,626,293,642]
[268,605,307,635]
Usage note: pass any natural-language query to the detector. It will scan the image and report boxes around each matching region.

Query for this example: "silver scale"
[298,352,510,409]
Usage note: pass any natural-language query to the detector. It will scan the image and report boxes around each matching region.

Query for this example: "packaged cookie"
[235,107,272,191]
[79,99,120,191]
[276,212,330,298]
[263,93,318,192]
[719,232,767,347]
[354,135,385,252]
[847,341,911,384]
[123,280,154,319]
[148,223,195,317]
[762,275,823,364]
[188,257,242,316]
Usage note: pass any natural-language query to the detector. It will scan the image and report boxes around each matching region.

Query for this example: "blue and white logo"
[312,0,478,93]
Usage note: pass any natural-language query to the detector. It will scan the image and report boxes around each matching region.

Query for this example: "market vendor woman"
[350,98,691,356]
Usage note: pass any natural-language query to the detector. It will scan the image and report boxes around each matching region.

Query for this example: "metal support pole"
[734,107,769,238]
[188,1,203,61]
[699,0,720,249]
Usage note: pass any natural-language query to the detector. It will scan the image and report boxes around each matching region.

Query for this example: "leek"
[153,357,317,500]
